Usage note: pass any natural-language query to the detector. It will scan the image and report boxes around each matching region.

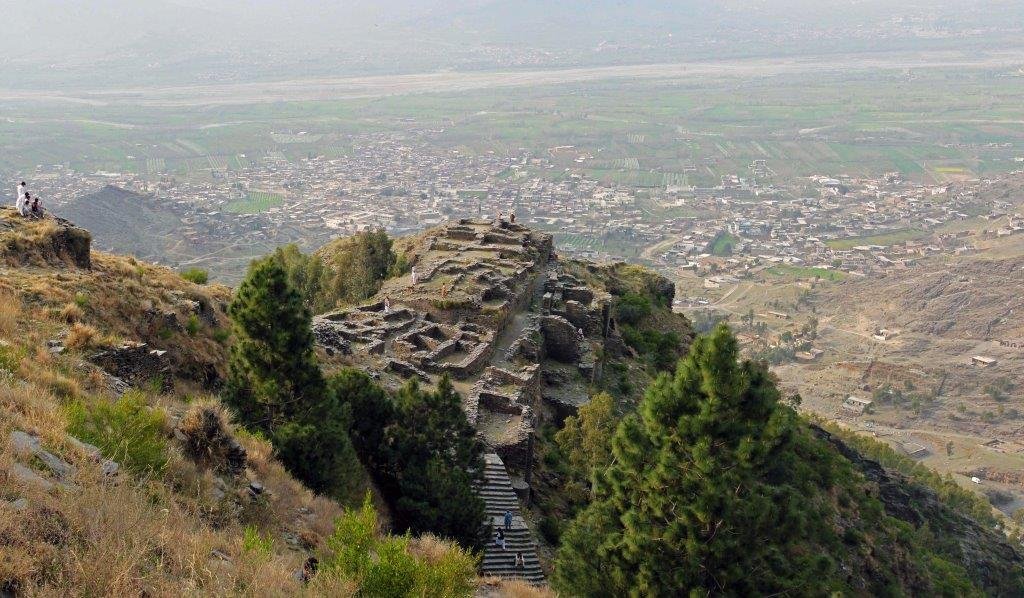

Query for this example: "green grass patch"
[225,191,284,214]
[65,391,168,474]
[825,229,926,250]
[709,232,740,256]
[766,265,846,282]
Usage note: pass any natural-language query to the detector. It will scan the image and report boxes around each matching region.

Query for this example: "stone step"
[476,452,545,586]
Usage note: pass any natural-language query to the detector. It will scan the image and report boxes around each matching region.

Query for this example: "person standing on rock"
[410,266,418,285]
[14,181,26,214]
[383,295,391,314]
[503,509,513,530]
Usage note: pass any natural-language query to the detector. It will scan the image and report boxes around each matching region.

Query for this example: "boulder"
[89,342,171,389]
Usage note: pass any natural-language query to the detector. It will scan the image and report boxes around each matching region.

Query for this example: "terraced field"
[225,191,284,214]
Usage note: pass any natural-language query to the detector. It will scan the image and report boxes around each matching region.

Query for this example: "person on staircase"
[495,528,506,550]
[514,552,525,570]
[503,509,513,531]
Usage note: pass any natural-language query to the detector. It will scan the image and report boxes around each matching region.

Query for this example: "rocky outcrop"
[0,208,92,269]
[812,425,1024,595]
[89,342,172,390]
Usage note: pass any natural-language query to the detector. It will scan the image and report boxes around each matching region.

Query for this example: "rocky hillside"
[3,211,1021,595]
[0,211,547,597]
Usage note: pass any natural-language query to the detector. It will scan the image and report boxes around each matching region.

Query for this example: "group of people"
[14,181,44,219]
[493,510,527,570]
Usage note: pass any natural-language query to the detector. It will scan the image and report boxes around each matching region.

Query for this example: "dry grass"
[477,578,558,598]
[58,303,84,324]
[65,323,99,351]
[0,288,21,339]
[0,370,345,597]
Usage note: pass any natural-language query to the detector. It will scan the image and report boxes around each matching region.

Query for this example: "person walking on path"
[503,509,513,530]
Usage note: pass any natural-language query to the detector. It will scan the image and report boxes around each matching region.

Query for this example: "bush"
[621,325,681,371]
[539,516,562,545]
[185,314,201,336]
[65,391,168,474]
[65,322,100,350]
[320,495,477,597]
[179,268,209,285]
[615,293,652,326]
[177,402,247,476]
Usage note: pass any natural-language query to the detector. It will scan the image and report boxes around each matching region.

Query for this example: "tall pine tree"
[224,256,325,431]
[384,376,487,549]
[553,324,816,596]
[224,256,363,501]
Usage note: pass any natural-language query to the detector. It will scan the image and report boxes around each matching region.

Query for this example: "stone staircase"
[479,453,545,585]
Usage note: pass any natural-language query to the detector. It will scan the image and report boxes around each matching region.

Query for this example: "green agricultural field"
[825,229,927,250]
[709,232,740,256]
[225,191,284,214]
[765,265,846,282]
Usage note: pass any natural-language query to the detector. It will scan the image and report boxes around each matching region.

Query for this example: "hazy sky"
[1,1,1021,88]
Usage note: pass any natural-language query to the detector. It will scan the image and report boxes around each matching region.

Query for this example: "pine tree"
[224,256,363,500]
[382,376,487,549]
[553,324,812,596]
[224,256,325,432]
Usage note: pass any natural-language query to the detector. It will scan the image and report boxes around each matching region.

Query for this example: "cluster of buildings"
[11,131,1023,285]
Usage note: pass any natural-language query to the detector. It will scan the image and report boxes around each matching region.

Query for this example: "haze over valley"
[2,1,1024,595]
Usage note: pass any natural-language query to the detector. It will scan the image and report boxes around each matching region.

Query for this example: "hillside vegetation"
[0,212,538,597]
[3,212,1021,596]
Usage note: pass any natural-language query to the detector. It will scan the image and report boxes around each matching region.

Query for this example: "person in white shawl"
[15,181,26,214]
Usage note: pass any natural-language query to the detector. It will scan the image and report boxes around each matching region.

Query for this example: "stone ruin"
[309,221,677,584]
[313,301,496,382]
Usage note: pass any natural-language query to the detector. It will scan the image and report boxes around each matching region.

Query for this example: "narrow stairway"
[478,453,546,585]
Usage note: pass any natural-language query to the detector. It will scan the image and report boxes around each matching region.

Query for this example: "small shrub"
[180,268,209,285]
[177,402,247,476]
[73,292,89,308]
[213,328,231,344]
[539,515,562,545]
[59,302,84,323]
[242,525,274,558]
[185,314,201,337]
[65,391,168,474]
[65,322,100,351]
[615,293,652,326]
[321,494,478,597]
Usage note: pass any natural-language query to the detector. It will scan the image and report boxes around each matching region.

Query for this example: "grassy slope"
[0,214,546,597]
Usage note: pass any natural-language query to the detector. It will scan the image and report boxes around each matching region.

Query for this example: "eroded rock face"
[811,425,1024,595]
[89,342,171,390]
